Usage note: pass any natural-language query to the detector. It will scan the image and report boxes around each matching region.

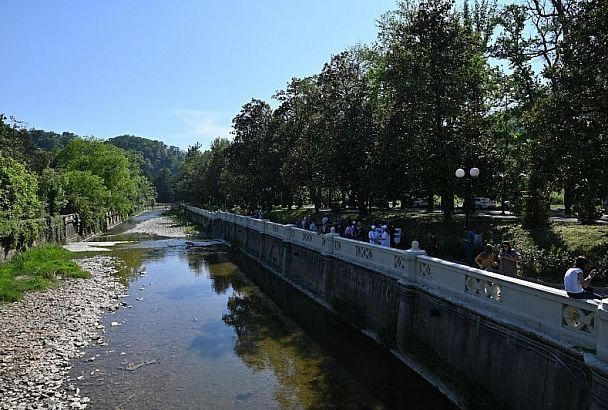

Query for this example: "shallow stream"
[71,211,456,409]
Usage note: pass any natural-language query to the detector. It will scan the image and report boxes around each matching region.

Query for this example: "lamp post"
[455,167,480,228]
[502,91,509,215]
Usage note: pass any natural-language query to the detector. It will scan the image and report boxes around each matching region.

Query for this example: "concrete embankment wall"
[185,206,608,410]
[1,205,172,261]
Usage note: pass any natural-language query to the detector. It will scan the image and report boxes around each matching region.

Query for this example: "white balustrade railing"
[234,214,248,227]
[264,221,287,240]
[248,218,263,232]
[331,237,411,279]
[289,227,326,252]
[183,205,608,361]
[415,255,600,350]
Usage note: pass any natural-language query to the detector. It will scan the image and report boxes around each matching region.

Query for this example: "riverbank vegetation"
[171,0,607,283]
[0,245,87,303]
[0,118,159,252]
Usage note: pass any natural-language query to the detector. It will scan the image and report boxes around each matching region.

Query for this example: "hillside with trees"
[106,135,184,203]
[0,116,156,248]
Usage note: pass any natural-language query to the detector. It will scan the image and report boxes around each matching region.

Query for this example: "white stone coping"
[184,205,608,362]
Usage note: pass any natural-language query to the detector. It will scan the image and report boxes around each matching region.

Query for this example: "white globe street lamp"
[455,167,480,229]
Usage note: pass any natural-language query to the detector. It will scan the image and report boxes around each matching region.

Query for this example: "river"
[71,211,456,409]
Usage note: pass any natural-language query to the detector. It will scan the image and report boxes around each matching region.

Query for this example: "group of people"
[295,215,397,247]
[473,241,604,300]
[367,224,392,247]
[473,241,520,276]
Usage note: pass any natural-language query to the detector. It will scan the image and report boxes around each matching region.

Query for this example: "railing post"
[402,240,426,281]
[322,230,338,256]
[283,224,295,242]
[596,303,608,362]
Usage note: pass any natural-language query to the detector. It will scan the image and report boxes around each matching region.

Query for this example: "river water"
[71,211,456,409]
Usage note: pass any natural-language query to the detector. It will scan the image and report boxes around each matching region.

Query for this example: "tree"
[107,135,184,202]
[537,0,608,223]
[38,168,66,216]
[0,156,44,221]
[56,139,139,215]
[60,170,110,232]
[376,0,495,222]
[274,77,330,210]
[228,99,279,211]
[317,48,377,211]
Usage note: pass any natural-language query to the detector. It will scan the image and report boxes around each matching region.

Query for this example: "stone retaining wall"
[185,205,608,410]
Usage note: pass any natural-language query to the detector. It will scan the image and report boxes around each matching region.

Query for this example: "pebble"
[0,256,126,409]
[123,216,189,238]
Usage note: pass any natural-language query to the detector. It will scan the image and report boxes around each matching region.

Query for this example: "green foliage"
[54,138,156,230]
[56,139,136,215]
[60,170,110,232]
[107,135,184,202]
[38,168,67,216]
[0,245,88,303]
[28,129,77,152]
[519,247,572,282]
[0,217,47,250]
[0,156,44,221]
[0,115,48,171]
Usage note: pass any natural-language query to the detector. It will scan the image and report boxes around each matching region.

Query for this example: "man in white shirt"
[368,225,378,244]
[564,256,602,299]
[380,225,390,247]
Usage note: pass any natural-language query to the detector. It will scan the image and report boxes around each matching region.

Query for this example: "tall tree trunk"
[564,185,575,215]
[442,189,454,223]
[426,193,434,212]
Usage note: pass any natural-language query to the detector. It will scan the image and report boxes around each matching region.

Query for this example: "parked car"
[412,197,429,208]
[474,197,497,209]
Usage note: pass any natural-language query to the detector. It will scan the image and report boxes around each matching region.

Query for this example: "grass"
[0,244,89,303]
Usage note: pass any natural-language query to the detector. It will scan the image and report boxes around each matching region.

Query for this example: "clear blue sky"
[1,1,396,150]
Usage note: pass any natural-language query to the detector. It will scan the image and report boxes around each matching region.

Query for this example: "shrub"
[519,246,572,282]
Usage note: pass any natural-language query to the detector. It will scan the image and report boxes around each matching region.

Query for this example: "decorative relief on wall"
[334,241,341,251]
[562,305,595,334]
[464,275,502,301]
[303,233,313,242]
[355,246,373,259]
[418,262,432,279]
[394,255,406,270]
[272,225,279,232]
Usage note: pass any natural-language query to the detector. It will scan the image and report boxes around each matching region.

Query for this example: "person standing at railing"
[368,225,379,245]
[465,227,476,266]
[380,225,390,247]
[498,241,519,276]
[564,256,603,299]
[321,214,329,233]
[475,244,498,272]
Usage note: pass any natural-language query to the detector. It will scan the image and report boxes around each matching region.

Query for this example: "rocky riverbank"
[123,216,189,238]
[0,256,126,409]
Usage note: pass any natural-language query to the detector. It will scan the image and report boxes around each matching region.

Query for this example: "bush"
[519,247,572,282]
[522,194,550,228]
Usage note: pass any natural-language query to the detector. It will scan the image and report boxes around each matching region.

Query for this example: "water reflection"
[190,320,236,359]
[71,212,455,409]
